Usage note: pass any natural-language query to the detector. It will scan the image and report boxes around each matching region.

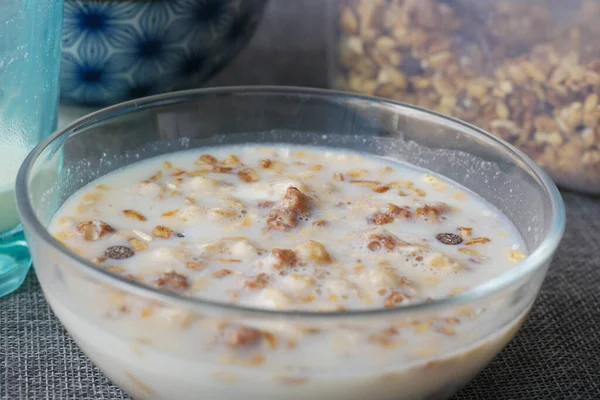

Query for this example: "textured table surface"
[3,1,600,399]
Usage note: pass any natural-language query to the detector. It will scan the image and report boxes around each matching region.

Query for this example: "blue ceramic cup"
[60,0,267,106]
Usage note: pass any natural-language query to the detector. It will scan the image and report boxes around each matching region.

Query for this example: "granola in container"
[331,0,600,193]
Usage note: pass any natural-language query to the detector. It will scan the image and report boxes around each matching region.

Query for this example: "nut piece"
[187,170,208,177]
[155,271,189,290]
[262,331,278,349]
[258,201,276,209]
[509,250,526,263]
[457,227,473,238]
[370,212,394,225]
[262,288,291,309]
[123,210,147,221]
[238,168,260,183]
[270,249,298,270]
[212,166,233,173]
[350,180,380,187]
[207,208,237,221]
[464,237,491,246]
[438,326,456,336]
[222,154,242,166]
[199,154,218,165]
[458,248,480,256]
[415,205,439,220]
[92,256,107,265]
[415,203,449,221]
[295,241,331,264]
[282,186,310,213]
[224,326,262,348]
[76,220,115,241]
[363,230,406,252]
[373,185,390,193]
[426,252,456,268]
[161,209,180,217]
[435,233,463,245]
[152,225,173,239]
[105,265,125,273]
[347,169,368,178]
[105,245,135,260]
[384,291,405,308]
[333,172,345,181]
[213,269,233,278]
[128,238,148,251]
[408,187,426,197]
[266,209,297,231]
[186,261,205,270]
[245,273,270,290]
[387,204,412,219]
[149,171,162,181]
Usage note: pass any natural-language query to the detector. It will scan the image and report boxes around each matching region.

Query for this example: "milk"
[0,120,33,232]
[46,145,530,399]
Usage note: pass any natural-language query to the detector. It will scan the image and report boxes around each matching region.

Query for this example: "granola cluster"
[335,0,600,192]
[52,146,527,315]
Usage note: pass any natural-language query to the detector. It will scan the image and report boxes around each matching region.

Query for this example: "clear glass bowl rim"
[16,86,566,320]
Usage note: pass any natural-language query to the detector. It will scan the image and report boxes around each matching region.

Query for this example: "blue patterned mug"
[61,0,267,106]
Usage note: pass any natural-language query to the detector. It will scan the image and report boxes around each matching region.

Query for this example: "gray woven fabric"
[1,191,599,399]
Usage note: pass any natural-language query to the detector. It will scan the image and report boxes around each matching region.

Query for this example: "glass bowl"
[16,87,565,400]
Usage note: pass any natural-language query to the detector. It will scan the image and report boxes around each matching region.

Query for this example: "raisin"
[435,233,463,245]
[105,245,135,259]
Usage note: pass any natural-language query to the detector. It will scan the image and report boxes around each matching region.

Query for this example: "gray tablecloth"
[1,191,599,400]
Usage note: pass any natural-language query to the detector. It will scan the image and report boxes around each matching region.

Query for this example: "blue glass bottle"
[0,0,63,296]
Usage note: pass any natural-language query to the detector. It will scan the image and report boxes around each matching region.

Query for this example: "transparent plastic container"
[330,0,600,193]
